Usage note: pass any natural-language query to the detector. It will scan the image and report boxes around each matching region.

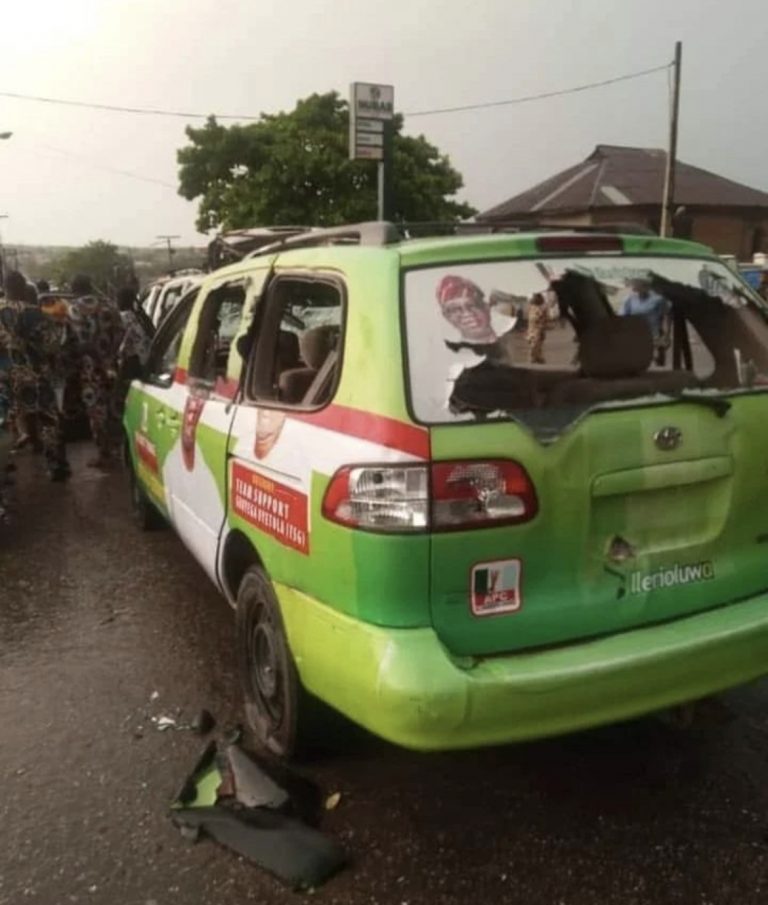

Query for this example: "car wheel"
[236,565,319,759]
[128,460,162,531]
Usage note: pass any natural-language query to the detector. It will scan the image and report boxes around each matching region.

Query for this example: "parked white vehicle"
[143,271,204,327]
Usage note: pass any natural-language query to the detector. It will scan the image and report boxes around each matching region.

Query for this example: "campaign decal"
[135,432,164,502]
[470,559,522,616]
[182,395,207,471]
[135,432,158,473]
[230,461,309,554]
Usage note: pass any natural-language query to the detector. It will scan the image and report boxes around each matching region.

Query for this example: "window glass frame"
[399,252,768,429]
[144,288,198,388]
[243,270,346,412]
[188,277,250,387]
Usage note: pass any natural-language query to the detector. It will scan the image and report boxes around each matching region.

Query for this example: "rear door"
[226,271,345,592]
[403,249,768,656]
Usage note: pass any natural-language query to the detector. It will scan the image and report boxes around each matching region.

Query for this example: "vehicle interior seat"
[276,330,301,371]
[548,315,699,407]
[278,325,338,404]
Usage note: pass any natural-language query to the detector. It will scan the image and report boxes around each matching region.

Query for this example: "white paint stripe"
[600,185,633,205]
[531,163,600,212]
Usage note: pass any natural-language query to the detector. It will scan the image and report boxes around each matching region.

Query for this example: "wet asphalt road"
[2,445,768,905]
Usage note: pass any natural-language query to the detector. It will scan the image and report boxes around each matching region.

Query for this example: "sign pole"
[377,161,385,220]
[350,82,394,222]
[660,41,682,237]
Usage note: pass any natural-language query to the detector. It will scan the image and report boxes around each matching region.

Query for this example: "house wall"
[591,207,658,231]
[536,212,593,227]
[592,207,768,259]
[689,214,768,260]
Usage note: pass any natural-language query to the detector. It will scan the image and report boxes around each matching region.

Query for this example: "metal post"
[0,215,9,289]
[156,234,180,272]
[377,162,385,220]
[660,41,682,237]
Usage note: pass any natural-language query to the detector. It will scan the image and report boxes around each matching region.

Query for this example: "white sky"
[0,0,765,248]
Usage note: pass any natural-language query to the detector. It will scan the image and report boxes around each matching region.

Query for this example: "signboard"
[350,82,394,161]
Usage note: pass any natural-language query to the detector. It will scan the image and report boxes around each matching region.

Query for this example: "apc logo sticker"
[471,559,522,616]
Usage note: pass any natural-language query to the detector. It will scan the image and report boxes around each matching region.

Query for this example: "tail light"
[322,460,537,533]
[431,460,537,529]
[321,466,429,532]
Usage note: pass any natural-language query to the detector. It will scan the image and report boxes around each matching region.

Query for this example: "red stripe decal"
[292,404,430,459]
[173,368,427,458]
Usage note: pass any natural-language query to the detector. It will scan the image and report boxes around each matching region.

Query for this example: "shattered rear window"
[402,256,768,439]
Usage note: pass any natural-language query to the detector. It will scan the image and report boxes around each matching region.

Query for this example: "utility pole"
[156,234,180,272]
[0,215,8,289]
[0,132,12,287]
[660,41,682,237]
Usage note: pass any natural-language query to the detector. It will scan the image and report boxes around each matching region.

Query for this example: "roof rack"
[247,222,403,257]
[245,219,658,257]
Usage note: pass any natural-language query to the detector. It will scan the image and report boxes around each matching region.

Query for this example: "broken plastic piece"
[192,709,216,735]
[173,741,221,808]
[171,742,343,886]
[171,806,346,890]
[225,744,290,810]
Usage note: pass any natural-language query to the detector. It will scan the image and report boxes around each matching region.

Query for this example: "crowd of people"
[0,272,154,482]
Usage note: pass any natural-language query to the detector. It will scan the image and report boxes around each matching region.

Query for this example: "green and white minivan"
[124,223,768,757]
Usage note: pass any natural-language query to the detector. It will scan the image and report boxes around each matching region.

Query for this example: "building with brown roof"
[478,145,768,260]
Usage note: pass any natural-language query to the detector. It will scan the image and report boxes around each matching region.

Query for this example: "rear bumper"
[279,588,768,751]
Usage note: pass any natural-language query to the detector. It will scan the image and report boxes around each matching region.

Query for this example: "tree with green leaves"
[177,92,475,231]
[53,240,134,293]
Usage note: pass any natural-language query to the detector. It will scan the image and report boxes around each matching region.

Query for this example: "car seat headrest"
[276,330,300,370]
[579,316,653,378]
[299,325,337,370]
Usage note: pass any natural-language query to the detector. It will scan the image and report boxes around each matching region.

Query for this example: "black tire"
[236,565,320,759]
[128,459,163,531]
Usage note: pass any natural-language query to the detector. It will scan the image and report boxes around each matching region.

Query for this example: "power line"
[0,89,259,121]
[404,63,671,118]
[0,62,671,124]
[26,139,178,190]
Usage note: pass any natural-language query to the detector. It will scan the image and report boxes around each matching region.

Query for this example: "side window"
[157,284,185,326]
[189,282,247,385]
[145,292,196,386]
[249,276,343,408]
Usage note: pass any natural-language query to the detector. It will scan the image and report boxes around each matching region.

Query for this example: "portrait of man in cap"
[435,275,498,345]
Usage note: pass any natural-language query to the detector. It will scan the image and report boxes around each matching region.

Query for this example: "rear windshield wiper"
[668,391,731,417]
